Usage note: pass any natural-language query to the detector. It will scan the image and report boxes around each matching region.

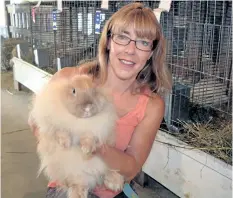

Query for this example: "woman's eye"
[140,40,150,46]
[118,35,128,40]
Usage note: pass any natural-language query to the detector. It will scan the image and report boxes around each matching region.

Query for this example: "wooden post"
[13,65,22,91]
[13,79,22,91]
[12,53,22,91]
[133,170,149,187]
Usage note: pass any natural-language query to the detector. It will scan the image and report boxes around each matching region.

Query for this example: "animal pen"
[4,1,232,198]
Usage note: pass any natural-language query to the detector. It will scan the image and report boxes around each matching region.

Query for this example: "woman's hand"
[95,143,109,155]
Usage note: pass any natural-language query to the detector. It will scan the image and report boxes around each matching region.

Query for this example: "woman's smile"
[119,58,136,68]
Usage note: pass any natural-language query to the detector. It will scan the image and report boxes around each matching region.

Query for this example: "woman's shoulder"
[146,92,165,117]
[140,86,165,108]
[133,87,164,122]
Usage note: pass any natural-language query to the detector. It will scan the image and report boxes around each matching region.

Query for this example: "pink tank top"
[44,67,151,197]
[92,90,150,198]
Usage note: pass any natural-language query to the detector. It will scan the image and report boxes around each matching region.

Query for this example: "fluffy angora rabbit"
[29,74,124,198]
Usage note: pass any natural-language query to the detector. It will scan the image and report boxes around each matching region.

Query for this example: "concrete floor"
[1,71,179,198]
[1,71,48,198]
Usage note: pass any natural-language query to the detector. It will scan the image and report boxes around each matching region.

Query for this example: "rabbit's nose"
[85,104,92,111]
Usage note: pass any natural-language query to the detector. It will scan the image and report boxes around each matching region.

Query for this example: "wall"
[0,1,8,37]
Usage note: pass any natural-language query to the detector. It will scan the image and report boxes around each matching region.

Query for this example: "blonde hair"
[82,2,172,94]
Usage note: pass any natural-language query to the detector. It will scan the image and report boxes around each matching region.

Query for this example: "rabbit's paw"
[80,136,96,155]
[56,132,71,148]
[68,185,88,198]
[104,170,124,192]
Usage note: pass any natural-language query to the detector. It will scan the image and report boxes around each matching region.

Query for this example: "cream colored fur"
[29,75,124,198]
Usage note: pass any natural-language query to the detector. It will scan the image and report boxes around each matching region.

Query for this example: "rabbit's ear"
[71,74,93,90]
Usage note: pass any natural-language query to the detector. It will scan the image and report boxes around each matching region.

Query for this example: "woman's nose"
[124,40,137,54]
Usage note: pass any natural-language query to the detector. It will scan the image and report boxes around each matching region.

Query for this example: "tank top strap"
[134,88,151,122]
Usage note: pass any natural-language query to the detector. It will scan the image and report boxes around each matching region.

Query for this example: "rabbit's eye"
[72,88,76,95]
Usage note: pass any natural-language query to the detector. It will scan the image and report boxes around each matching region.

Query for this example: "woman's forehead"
[110,8,158,40]
[113,25,155,40]
[119,26,134,36]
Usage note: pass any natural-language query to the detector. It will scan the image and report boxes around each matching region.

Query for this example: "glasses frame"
[110,34,157,52]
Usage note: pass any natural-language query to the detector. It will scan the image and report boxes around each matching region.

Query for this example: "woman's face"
[107,26,153,81]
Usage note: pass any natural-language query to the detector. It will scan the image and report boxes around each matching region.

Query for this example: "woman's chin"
[115,70,136,81]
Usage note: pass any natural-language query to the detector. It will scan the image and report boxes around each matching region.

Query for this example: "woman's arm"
[96,94,165,181]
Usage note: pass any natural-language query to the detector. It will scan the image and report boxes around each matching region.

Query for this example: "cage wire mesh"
[160,1,232,128]
[5,0,232,163]
[160,0,232,164]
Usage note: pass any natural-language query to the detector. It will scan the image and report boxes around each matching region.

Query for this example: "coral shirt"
[39,67,150,198]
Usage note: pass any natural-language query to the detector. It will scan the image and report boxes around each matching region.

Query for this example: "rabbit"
[28,74,124,198]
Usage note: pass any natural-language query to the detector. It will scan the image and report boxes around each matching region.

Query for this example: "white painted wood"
[12,57,232,198]
[101,0,109,9]
[153,0,172,22]
[12,57,52,94]
[143,130,232,198]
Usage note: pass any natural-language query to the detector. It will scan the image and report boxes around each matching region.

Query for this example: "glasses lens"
[112,34,152,51]
[136,40,153,51]
[113,34,130,45]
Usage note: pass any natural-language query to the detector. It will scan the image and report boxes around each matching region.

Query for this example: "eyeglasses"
[111,34,154,52]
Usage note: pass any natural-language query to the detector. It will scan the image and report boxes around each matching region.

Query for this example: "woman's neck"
[104,66,136,95]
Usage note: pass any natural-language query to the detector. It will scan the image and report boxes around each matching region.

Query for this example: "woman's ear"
[149,51,153,60]
[106,29,111,51]
[107,39,111,50]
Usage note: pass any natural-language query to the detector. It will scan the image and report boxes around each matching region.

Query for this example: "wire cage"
[160,0,232,164]
[5,0,232,135]
[6,1,99,69]
[160,1,232,130]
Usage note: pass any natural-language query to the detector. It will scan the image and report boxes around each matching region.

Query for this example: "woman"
[30,2,172,198]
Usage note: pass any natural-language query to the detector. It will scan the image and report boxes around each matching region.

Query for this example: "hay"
[42,67,57,75]
[1,38,24,71]
[170,118,232,165]
[1,38,33,71]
